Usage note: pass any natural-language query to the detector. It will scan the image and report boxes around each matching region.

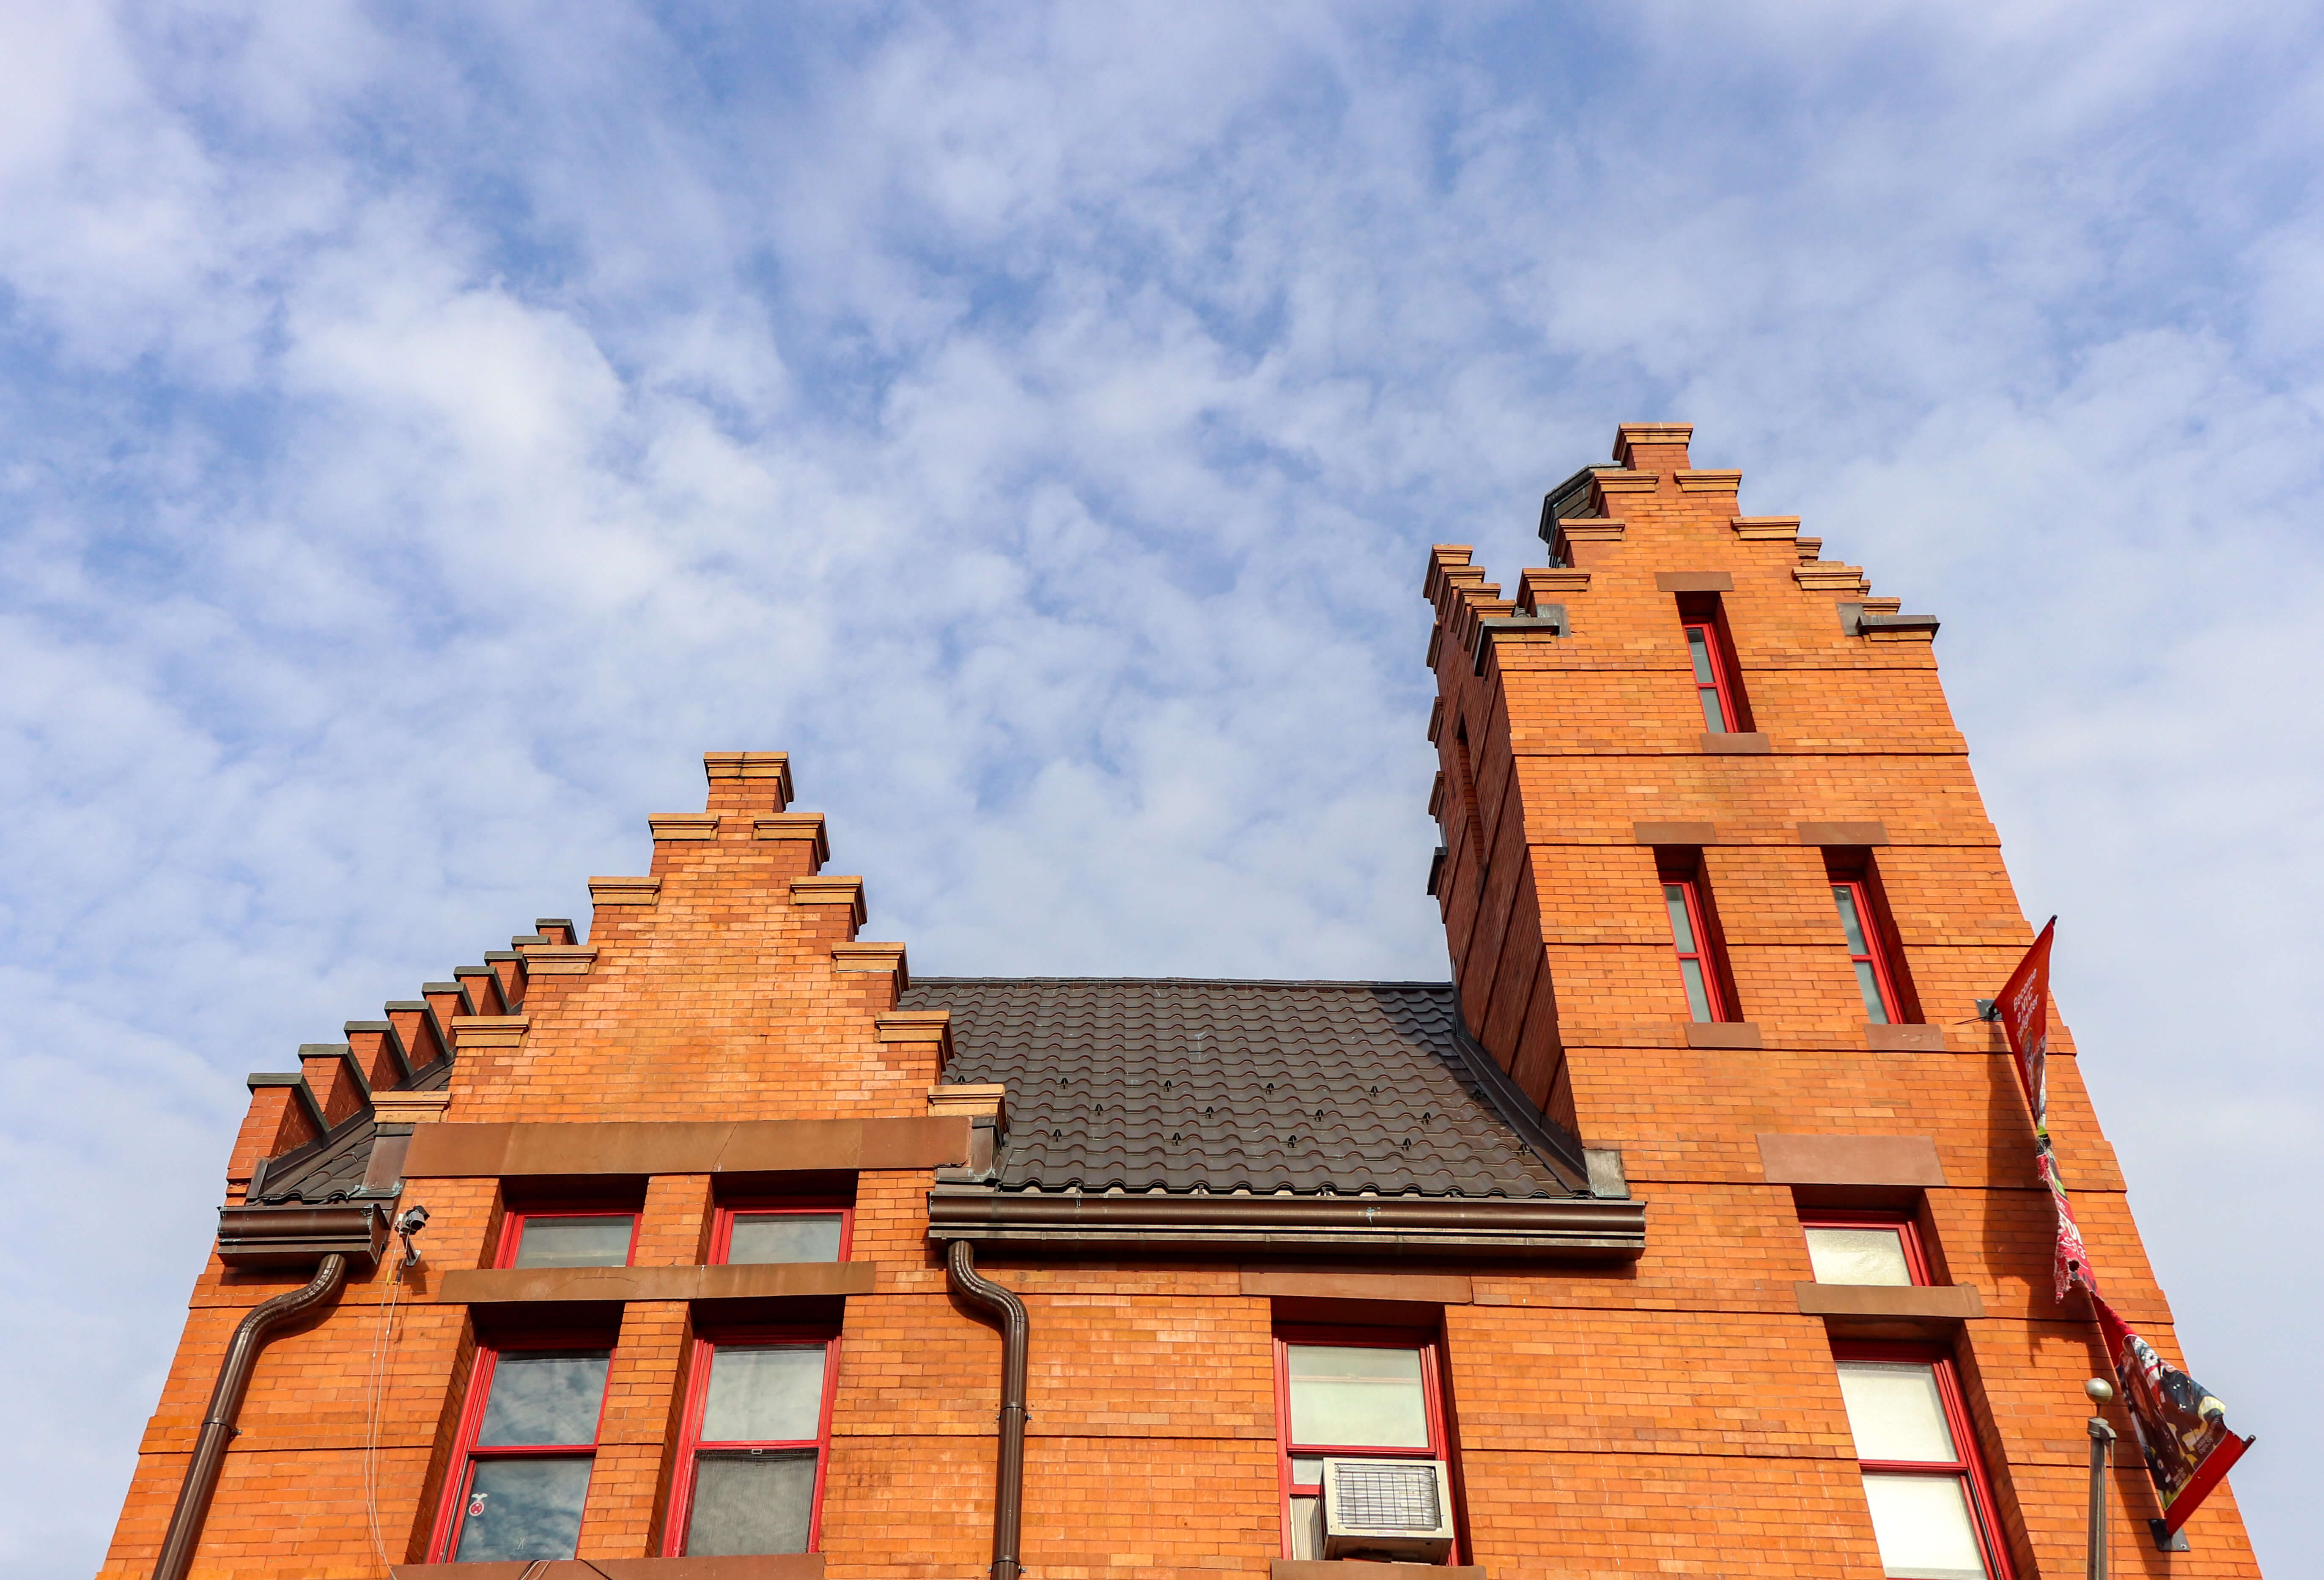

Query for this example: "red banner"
[2036,1145,2098,1302]
[1996,916,2057,1137]
[2094,1297,2254,1535]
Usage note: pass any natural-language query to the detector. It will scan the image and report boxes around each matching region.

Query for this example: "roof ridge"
[907,977,1455,989]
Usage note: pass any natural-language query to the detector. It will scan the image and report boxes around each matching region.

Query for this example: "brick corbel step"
[755,812,830,870]
[790,875,867,927]
[648,813,719,841]
[450,1016,530,1053]
[831,941,909,996]
[588,876,660,907]
[876,1009,953,1069]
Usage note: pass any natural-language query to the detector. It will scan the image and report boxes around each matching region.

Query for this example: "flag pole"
[2085,1378,2116,1580]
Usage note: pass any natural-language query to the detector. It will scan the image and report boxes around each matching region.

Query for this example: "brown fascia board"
[925,1185,1645,1259]
[216,1203,387,1270]
[395,1555,825,1580]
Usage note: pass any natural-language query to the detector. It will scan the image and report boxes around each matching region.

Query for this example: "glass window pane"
[453,1457,593,1561]
[477,1352,610,1447]
[1833,886,1871,952]
[700,1345,827,1443]
[685,1450,818,1556]
[1836,1362,1958,1464]
[1663,885,1698,952]
[1687,627,1718,685]
[1679,958,1715,1023]
[1288,1495,1324,1561]
[513,1216,634,1269]
[1806,1228,1913,1286]
[1856,960,1892,1023]
[1861,1473,1989,1579]
[1286,1346,1429,1448]
[1697,686,1729,732]
[726,1213,845,1265]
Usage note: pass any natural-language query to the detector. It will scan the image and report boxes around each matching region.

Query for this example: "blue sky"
[3,3,2319,1572]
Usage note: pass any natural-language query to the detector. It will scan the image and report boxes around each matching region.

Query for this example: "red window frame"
[1799,1209,1933,1285]
[661,1328,842,1557]
[1831,877,1903,1024]
[429,1339,615,1562]
[1660,869,1729,1023]
[1272,1326,1456,1563]
[708,1201,854,1265]
[1680,604,1742,734]
[494,1207,640,1270]
[1830,1341,2016,1580]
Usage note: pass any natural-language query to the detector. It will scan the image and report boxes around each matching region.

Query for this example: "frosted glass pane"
[477,1352,609,1446]
[1687,627,1718,684]
[1837,1362,1956,1463]
[685,1451,817,1555]
[1833,886,1871,952]
[726,1213,844,1264]
[1856,961,1893,1023]
[1861,1473,1988,1579]
[701,1345,826,1443]
[1679,958,1715,1023]
[453,1457,591,1560]
[513,1216,633,1268]
[1290,1456,1325,1487]
[1287,1346,1428,1448]
[1806,1228,1913,1286]
[1663,886,1698,952]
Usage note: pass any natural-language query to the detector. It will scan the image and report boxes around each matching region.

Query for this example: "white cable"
[363,1245,408,1575]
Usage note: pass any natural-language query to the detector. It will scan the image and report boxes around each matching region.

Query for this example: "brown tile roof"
[902,978,1583,1199]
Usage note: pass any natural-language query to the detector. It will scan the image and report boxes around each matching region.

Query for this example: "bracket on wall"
[1472,609,1568,675]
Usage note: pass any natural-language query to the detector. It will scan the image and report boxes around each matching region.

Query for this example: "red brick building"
[103,423,2261,1580]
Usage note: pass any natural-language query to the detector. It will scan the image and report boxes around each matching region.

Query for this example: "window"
[1679,597,1745,733]
[1659,859,1730,1023]
[1832,1345,2014,1580]
[712,1204,851,1265]
[1832,878,1901,1024]
[497,1209,637,1270]
[433,1344,612,1561]
[1802,1211,1931,1286]
[664,1333,840,1556]
[1274,1329,1454,1563]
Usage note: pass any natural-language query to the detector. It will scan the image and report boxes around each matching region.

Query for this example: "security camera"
[395,1204,430,1267]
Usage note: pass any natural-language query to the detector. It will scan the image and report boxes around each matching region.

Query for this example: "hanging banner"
[2036,1144,2099,1301]
[1995,916,2058,1138]
[2094,1297,2255,1536]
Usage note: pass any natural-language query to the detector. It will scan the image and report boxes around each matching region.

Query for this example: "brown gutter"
[927,1185,1645,1257]
[153,1254,352,1580]
[946,1241,1027,1580]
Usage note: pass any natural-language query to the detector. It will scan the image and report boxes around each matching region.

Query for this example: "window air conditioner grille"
[1332,1461,1441,1531]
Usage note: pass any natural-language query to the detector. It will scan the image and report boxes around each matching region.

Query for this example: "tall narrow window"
[1831,1346,2014,1580]
[434,1345,612,1561]
[1660,863,1728,1023]
[1824,853,1916,1025]
[665,1333,839,1556]
[1832,879,1900,1024]
[1275,1330,1455,1564]
[498,1210,637,1270]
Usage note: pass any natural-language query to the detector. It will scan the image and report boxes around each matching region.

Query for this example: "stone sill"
[1273,1564,1485,1580]
[437,1260,874,1305]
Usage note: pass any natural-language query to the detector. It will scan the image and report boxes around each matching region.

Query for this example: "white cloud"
[1,1,2318,1570]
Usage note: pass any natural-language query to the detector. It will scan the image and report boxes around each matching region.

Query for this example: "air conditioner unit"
[1320,1457,1456,1563]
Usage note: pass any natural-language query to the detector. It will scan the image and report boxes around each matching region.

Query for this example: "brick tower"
[99,425,2261,1580]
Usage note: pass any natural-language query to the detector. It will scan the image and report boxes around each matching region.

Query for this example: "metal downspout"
[153,1254,351,1580]
[947,1240,1027,1580]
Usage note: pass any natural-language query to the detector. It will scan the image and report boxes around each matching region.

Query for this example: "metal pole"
[2086,1411,2115,1580]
